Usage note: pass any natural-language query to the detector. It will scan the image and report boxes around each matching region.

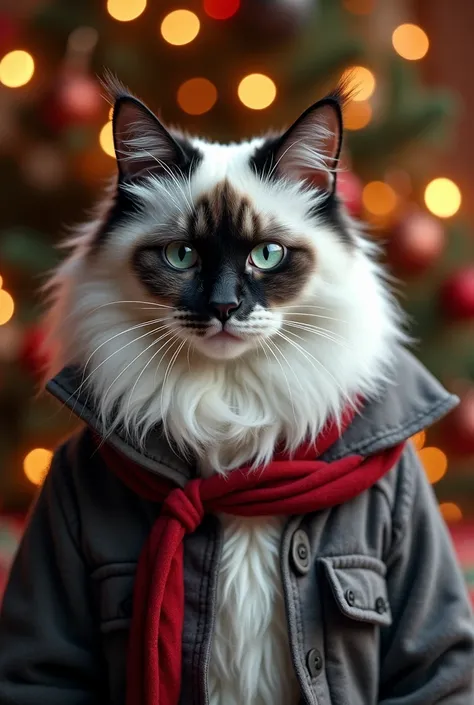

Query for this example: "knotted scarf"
[97,412,405,705]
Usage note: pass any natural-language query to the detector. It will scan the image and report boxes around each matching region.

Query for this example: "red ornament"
[336,171,362,218]
[204,0,240,19]
[43,72,102,131]
[440,267,474,320]
[19,326,51,380]
[387,212,444,275]
[441,390,474,456]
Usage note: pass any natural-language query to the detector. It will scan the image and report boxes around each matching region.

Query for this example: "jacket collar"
[46,346,458,488]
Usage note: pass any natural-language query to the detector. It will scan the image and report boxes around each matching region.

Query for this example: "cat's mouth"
[208,330,243,342]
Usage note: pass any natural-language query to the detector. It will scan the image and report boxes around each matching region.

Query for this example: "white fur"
[44,136,405,704]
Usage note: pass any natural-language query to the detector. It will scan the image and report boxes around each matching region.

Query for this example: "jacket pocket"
[319,555,392,627]
[91,563,137,705]
[92,563,137,633]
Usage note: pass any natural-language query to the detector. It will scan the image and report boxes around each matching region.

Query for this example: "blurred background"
[0,0,473,597]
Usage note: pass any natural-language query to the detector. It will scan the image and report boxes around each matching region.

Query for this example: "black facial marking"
[90,139,203,251]
[132,181,316,321]
[248,136,283,181]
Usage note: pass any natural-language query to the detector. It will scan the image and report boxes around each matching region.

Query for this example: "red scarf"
[97,412,404,705]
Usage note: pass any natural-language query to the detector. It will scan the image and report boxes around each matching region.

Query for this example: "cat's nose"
[210,300,241,323]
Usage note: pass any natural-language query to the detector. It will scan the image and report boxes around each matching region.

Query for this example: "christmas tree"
[0,0,473,543]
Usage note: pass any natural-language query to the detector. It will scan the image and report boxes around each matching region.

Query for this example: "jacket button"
[291,529,311,575]
[375,597,387,614]
[345,589,355,606]
[306,648,323,678]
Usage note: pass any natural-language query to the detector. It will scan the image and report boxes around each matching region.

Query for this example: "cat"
[43,78,404,705]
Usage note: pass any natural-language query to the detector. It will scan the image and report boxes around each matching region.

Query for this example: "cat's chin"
[191,331,257,361]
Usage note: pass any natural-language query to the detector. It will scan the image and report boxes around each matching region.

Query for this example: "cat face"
[94,83,349,362]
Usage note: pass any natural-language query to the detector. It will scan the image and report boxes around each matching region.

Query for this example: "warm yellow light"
[99,121,115,157]
[238,73,276,110]
[177,78,217,115]
[343,100,372,130]
[0,275,3,289]
[362,181,397,216]
[343,0,375,14]
[107,0,146,22]
[392,24,429,61]
[24,448,53,486]
[160,10,200,46]
[411,430,426,451]
[108,106,114,120]
[342,66,375,102]
[419,447,448,484]
[0,289,14,325]
[0,50,34,88]
[440,502,463,523]
[424,178,461,218]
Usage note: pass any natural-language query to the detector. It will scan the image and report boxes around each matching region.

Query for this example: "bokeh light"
[99,121,115,157]
[107,0,147,22]
[238,73,276,110]
[392,24,429,61]
[343,0,375,14]
[0,50,34,88]
[440,502,463,523]
[0,275,3,289]
[0,289,14,325]
[343,100,372,130]
[419,447,448,484]
[411,430,426,450]
[342,66,375,101]
[23,448,53,486]
[161,10,200,46]
[362,181,397,216]
[424,178,461,218]
[204,0,240,20]
[177,78,217,115]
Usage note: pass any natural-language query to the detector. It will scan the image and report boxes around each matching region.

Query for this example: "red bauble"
[440,267,474,320]
[441,391,474,456]
[336,171,363,218]
[19,326,51,380]
[387,212,444,275]
[43,73,102,130]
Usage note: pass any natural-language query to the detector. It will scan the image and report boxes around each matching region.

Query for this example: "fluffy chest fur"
[208,515,299,705]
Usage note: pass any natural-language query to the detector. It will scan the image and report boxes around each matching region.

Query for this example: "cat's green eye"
[249,243,285,270]
[164,242,198,270]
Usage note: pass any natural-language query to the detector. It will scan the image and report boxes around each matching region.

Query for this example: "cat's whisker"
[160,337,187,448]
[280,304,333,311]
[282,312,346,323]
[101,327,176,410]
[69,321,174,412]
[259,337,297,424]
[91,300,173,312]
[282,322,348,348]
[126,330,182,420]
[283,319,346,337]
[274,330,351,404]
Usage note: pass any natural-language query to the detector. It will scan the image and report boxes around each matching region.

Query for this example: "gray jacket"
[0,348,473,705]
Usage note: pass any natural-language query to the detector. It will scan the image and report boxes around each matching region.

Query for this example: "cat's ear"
[112,97,187,180]
[273,91,345,194]
[102,75,191,181]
